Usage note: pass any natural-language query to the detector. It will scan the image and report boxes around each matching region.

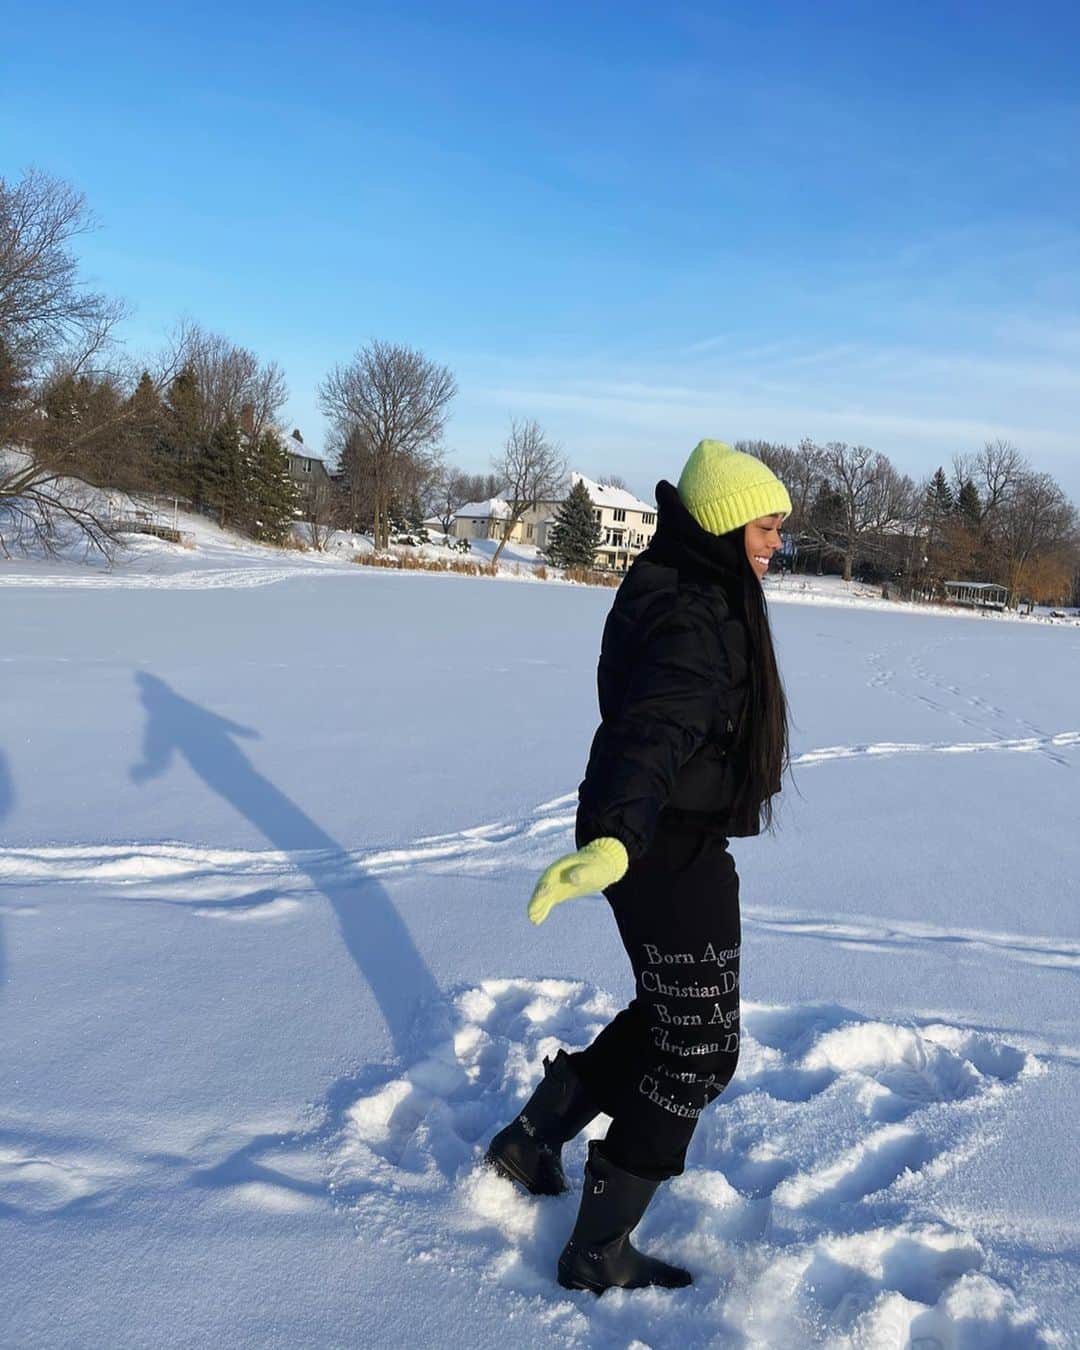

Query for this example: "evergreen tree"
[35,369,125,478]
[956,478,981,528]
[546,478,602,568]
[198,414,246,528]
[0,336,27,442]
[927,466,953,515]
[401,492,429,544]
[385,494,410,542]
[249,429,300,543]
[123,371,165,490]
[160,365,204,499]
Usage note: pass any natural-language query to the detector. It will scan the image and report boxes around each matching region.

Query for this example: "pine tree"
[546,478,602,568]
[197,414,246,528]
[160,365,204,498]
[927,466,953,515]
[405,493,429,544]
[123,371,165,490]
[385,495,410,543]
[0,336,27,442]
[249,429,300,544]
[956,478,981,529]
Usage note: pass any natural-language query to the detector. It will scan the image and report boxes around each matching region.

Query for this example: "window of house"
[642,512,655,525]
[613,508,626,521]
[526,524,534,540]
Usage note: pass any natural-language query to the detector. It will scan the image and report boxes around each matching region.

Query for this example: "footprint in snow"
[322,979,1053,1349]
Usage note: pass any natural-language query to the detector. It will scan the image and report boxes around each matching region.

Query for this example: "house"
[537,473,657,572]
[283,430,333,505]
[450,472,657,571]
[450,496,558,547]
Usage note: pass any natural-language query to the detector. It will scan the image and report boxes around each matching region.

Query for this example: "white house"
[450,496,558,547]
[451,472,657,571]
[536,473,656,572]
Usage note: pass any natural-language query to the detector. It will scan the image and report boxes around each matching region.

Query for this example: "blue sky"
[4,1,1079,501]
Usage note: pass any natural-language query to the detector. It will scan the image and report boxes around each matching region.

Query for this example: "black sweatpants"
[567,813,741,1181]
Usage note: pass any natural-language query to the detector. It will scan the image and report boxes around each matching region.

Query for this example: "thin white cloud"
[470,327,1080,500]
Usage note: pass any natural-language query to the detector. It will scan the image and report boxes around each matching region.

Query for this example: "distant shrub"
[352,552,497,578]
[563,566,620,587]
[348,552,619,586]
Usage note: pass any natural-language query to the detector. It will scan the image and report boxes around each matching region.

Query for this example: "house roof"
[454,475,653,521]
[454,497,512,520]
[572,472,653,514]
[944,580,1008,591]
[285,448,330,467]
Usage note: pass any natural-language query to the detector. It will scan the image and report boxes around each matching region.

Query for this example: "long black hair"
[729,537,790,833]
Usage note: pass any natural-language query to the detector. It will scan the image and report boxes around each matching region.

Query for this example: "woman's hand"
[527,837,629,925]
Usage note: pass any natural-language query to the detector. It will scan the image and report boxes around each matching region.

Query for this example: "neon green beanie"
[677,440,792,536]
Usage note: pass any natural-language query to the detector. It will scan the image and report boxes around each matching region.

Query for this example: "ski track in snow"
[0,563,344,590]
[3,752,1078,980]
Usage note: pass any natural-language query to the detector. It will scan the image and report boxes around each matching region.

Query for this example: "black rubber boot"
[485,1050,599,1196]
[557,1141,692,1293]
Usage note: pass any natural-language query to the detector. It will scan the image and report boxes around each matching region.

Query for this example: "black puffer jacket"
[576,480,757,861]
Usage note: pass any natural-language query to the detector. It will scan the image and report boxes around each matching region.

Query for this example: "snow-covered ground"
[2,529,1078,1348]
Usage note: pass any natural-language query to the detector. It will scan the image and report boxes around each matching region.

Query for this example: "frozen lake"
[2,554,1077,1348]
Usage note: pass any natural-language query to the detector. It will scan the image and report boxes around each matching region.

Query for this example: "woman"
[486,440,792,1295]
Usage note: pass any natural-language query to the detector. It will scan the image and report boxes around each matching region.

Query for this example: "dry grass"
[563,565,621,587]
[352,551,498,578]
[349,550,622,587]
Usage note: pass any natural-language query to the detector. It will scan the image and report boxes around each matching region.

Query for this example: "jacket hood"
[643,480,747,598]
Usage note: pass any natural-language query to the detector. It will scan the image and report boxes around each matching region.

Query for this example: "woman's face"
[744,514,785,580]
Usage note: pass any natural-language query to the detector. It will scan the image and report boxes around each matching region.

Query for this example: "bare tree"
[739,439,827,540]
[0,171,186,556]
[595,472,629,490]
[976,438,1026,525]
[0,169,124,393]
[807,442,912,582]
[995,470,1075,601]
[459,471,505,503]
[430,466,473,536]
[0,449,121,559]
[304,480,340,552]
[319,340,456,551]
[169,320,287,443]
[490,417,566,566]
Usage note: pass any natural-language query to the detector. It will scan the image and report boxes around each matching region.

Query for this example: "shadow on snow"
[129,671,440,1059]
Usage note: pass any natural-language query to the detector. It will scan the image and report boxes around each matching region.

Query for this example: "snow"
[451,474,653,525]
[1,526,1078,1348]
[570,472,654,515]
[453,496,513,520]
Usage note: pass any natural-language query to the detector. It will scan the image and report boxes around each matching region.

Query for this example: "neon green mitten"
[527,836,630,926]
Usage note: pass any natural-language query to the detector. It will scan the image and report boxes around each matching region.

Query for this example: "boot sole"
[557,1266,605,1295]
[484,1149,567,1197]
[557,1261,692,1295]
